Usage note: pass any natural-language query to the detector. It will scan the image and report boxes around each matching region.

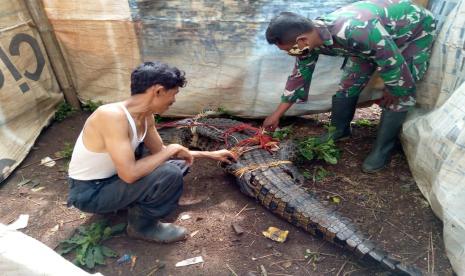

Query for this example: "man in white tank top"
[67,62,236,243]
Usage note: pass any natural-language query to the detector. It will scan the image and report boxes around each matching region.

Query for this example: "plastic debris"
[180,214,191,220]
[262,226,289,243]
[116,254,132,265]
[7,214,29,230]
[175,256,204,267]
[40,157,56,167]
[190,230,199,237]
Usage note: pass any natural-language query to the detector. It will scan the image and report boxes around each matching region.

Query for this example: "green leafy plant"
[272,126,293,140]
[83,100,103,112]
[354,118,373,127]
[57,221,125,269]
[298,136,341,165]
[154,114,163,124]
[55,102,75,122]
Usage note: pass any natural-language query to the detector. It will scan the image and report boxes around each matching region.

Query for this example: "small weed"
[83,100,103,112]
[272,125,293,140]
[313,166,330,182]
[216,106,234,117]
[154,114,165,124]
[354,118,373,127]
[56,220,125,269]
[57,142,74,159]
[304,249,322,271]
[55,102,75,122]
[302,170,312,179]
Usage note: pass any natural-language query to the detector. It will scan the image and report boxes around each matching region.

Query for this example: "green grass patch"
[353,118,373,127]
[55,102,76,122]
[57,142,74,159]
[83,100,103,112]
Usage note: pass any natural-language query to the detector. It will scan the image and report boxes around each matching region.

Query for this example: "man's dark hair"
[130,61,187,95]
[266,12,314,45]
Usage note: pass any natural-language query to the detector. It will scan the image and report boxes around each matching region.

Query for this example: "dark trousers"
[67,160,189,219]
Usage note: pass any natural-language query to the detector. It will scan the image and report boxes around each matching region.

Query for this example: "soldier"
[263,0,436,172]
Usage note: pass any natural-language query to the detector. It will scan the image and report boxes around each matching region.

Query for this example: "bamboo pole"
[24,0,81,110]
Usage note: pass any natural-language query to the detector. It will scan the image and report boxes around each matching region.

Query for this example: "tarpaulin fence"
[0,1,61,183]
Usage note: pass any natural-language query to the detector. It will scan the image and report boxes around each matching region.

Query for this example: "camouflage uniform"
[283,0,436,111]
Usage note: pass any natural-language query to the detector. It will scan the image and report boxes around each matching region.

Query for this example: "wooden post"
[24,0,81,110]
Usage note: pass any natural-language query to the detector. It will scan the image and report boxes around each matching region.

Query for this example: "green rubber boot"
[362,110,408,173]
[319,95,359,142]
[127,206,187,243]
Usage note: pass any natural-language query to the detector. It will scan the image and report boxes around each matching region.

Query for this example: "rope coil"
[233,160,292,178]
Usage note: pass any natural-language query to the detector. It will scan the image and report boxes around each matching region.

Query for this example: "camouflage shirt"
[282,0,436,103]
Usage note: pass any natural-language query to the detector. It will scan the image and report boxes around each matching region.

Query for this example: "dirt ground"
[0,107,455,276]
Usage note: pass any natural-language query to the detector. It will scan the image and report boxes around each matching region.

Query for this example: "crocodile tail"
[339,232,422,276]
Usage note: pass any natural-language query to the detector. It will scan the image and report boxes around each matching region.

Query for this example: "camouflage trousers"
[335,26,436,112]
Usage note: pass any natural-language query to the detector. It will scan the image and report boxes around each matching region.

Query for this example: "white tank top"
[68,104,148,180]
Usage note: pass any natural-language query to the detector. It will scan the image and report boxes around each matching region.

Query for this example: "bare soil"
[0,106,454,276]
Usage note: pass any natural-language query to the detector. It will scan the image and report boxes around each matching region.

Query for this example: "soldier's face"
[277,35,311,57]
[286,44,311,56]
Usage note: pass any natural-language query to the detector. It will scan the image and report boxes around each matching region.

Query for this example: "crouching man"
[67,61,236,243]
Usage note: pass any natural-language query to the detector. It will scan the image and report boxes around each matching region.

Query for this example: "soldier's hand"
[263,113,280,131]
[381,89,396,108]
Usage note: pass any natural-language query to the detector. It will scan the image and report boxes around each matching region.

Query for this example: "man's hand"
[167,144,194,165]
[263,113,280,131]
[207,149,237,164]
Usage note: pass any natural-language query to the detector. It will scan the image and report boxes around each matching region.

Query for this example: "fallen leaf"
[282,261,292,268]
[329,196,341,204]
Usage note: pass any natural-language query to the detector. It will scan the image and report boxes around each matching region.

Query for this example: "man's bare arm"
[100,111,191,183]
[190,149,237,164]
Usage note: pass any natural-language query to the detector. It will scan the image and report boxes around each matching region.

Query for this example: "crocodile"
[158,117,422,276]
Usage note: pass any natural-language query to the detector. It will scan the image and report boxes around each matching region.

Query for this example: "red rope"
[222,123,278,152]
[156,119,279,152]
